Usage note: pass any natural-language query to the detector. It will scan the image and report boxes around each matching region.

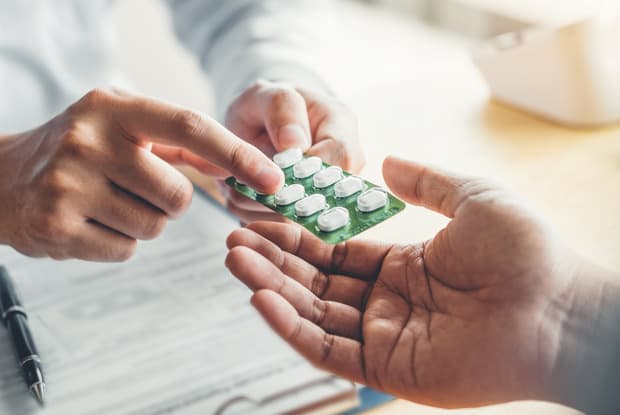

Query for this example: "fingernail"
[278,124,310,149]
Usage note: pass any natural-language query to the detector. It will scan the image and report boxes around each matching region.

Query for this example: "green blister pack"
[226,148,405,244]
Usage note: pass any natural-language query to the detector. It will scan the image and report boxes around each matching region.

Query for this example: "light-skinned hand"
[222,80,365,223]
[225,156,620,412]
[0,88,284,261]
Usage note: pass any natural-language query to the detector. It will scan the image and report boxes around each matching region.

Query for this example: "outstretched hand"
[225,156,580,408]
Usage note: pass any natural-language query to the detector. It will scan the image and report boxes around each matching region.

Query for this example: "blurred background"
[112,0,620,276]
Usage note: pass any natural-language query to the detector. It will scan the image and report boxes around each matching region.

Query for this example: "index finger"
[112,95,284,194]
[245,222,392,281]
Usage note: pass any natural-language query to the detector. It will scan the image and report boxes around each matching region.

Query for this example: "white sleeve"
[164,0,334,121]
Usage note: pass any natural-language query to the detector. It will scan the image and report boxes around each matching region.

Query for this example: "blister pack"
[226,148,405,244]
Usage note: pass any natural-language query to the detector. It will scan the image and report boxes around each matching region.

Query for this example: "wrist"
[547,260,620,414]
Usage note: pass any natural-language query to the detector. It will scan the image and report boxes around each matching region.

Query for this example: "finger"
[226,247,362,340]
[233,81,312,151]
[67,221,137,262]
[110,93,283,194]
[105,144,194,218]
[260,85,311,151]
[227,228,372,309]
[305,138,349,170]
[227,191,274,213]
[225,203,288,225]
[383,156,484,218]
[245,222,391,281]
[251,289,365,384]
[297,88,365,173]
[86,182,168,240]
[150,144,230,177]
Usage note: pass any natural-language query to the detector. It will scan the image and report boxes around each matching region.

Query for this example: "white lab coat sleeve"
[164,0,334,121]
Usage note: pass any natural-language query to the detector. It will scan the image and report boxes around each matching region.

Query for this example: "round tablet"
[273,147,303,169]
[357,188,388,212]
[275,184,305,206]
[293,156,322,179]
[295,194,327,217]
[334,176,364,198]
[313,166,344,189]
[317,207,350,232]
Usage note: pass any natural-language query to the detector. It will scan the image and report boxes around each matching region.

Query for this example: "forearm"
[550,262,620,414]
[164,0,333,120]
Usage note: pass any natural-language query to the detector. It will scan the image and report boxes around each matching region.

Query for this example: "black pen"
[0,266,46,404]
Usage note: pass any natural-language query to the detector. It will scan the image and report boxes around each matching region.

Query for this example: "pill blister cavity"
[334,176,364,198]
[273,147,303,169]
[357,188,388,212]
[295,194,327,217]
[293,156,322,179]
[275,184,305,206]
[313,166,344,188]
[317,207,350,232]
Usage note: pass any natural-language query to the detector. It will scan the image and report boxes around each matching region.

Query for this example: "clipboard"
[0,189,358,415]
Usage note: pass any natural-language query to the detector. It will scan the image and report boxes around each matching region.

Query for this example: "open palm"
[225,157,576,408]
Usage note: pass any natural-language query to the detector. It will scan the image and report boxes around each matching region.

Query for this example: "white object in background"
[472,16,620,126]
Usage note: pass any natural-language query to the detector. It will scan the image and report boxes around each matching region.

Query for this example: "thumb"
[383,156,479,218]
[260,83,312,151]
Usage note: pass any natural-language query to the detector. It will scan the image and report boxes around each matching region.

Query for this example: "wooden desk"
[186,2,619,414]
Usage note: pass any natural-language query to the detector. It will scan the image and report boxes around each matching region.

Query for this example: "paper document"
[0,193,355,415]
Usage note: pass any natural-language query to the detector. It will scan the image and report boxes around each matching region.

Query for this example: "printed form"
[0,194,355,415]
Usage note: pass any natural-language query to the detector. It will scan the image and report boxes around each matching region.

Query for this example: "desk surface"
[187,3,619,414]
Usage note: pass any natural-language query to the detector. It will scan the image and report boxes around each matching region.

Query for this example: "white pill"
[295,194,327,217]
[334,176,364,198]
[293,156,322,179]
[317,207,350,232]
[273,147,303,169]
[313,166,344,188]
[275,184,305,206]
[357,188,388,212]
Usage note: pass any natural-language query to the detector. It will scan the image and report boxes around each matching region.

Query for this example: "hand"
[0,88,283,261]
[223,80,365,223]
[225,156,592,408]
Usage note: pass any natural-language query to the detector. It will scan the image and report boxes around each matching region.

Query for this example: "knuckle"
[268,86,300,108]
[142,214,168,240]
[48,250,70,261]
[31,210,71,245]
[311,298,328,326]
[246,79,269,95]
[115,240,137,261]
[70,88,111,113]
[172,110,205,138]
[59,127,90,158]
[100,239,137,262]
[228,141,254,175]
[320,333,335,364]
[310,270,329,298]
[39,168,73,202]
[166,178,193,217]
